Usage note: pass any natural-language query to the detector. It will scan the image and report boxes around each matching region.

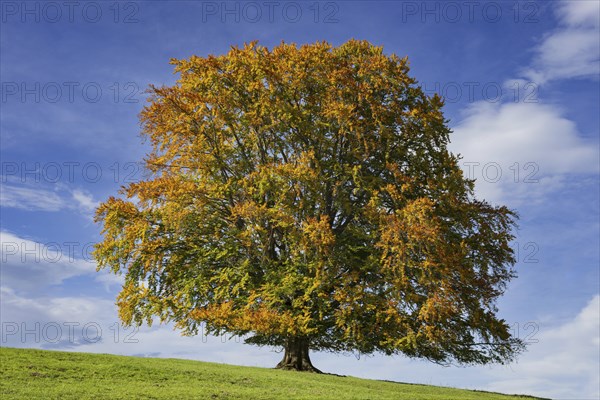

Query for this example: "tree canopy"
[94,39,523,372]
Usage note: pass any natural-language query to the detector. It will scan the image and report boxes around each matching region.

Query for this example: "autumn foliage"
[94,40,523,372]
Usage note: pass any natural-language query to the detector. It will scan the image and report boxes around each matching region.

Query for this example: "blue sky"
[1,1,598,398]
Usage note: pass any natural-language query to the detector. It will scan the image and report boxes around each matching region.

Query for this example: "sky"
[0,1,599,399]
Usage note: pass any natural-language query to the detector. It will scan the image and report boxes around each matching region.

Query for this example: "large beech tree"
[94,40,523,372]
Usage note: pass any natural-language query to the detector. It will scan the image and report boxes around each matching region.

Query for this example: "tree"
[94,40,524,373]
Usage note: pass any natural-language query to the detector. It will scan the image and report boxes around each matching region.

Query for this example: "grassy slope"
[0,347,547,400]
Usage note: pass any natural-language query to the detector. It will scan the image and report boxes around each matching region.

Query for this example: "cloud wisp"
[522,0,600,84]
[0,180,98,215]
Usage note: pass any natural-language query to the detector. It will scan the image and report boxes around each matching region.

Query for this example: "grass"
[0,347,549,400]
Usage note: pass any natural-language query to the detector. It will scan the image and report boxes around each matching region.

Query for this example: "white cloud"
[0,231,118,293]
[94,272,125,290]
[71,189,98,212]
[523,0,599,84]
[0,183,65,211]
[484,295,600,400]
[0,180,98,217]
[555,0,600,28]
[527,30,600,83]
[449,101,599,205]
[452,101,597,174]
[0,286,120,348]
[0,231,95,291]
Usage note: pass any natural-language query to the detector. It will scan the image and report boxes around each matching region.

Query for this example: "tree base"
[275,360,322,373]
[275,337,322,373]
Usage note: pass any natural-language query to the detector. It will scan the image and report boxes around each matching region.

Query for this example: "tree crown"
[94,39,523,366]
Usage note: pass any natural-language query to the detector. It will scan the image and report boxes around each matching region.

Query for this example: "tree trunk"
[275,337,322,373]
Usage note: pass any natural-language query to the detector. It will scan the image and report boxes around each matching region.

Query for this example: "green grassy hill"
[0,347,547,400]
